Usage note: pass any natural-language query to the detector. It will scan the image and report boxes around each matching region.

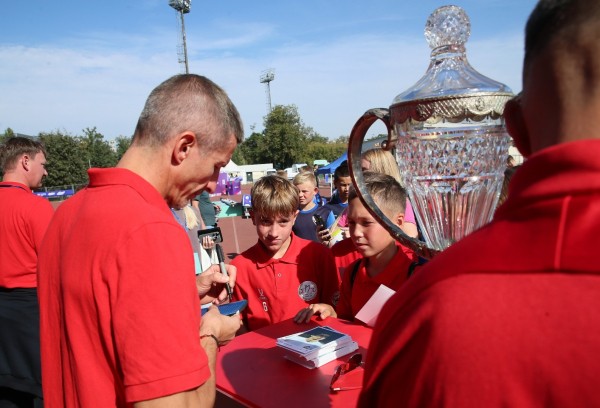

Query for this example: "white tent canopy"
[222,160,240,172]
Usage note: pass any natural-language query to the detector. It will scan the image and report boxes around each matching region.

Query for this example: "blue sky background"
[1,0,537,141]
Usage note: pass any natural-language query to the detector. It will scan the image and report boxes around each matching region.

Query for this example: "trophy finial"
[425,5,471,51]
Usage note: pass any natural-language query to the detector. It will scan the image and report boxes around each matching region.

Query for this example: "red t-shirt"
[336,243,416,321]
[38,168,210,406]
[231,233,340,331]
[0,181,54,288]
[358,140,600,407]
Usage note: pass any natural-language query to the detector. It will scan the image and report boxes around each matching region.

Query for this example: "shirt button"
[277,273,282,278]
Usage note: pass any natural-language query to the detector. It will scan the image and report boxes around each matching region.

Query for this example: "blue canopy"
[316,152,347,175]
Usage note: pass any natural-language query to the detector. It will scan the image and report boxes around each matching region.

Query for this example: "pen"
[215,243,233,302]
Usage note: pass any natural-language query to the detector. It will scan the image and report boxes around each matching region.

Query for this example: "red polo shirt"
[336,243,416,320]
[232,233,340,331]
[0,181,54,288]
[359,140,600,407]
[38,168,209,407]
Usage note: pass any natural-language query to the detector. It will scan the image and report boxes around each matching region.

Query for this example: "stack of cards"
[276,326,358,369]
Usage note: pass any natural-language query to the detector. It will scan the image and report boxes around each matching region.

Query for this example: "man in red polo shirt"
[359,1,600,406]
[38,74,244,407]
[0,136,54,407]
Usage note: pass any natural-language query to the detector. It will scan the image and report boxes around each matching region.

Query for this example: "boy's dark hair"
[333,160,350,181]
[524,0,600,66]
[251,175,299,219]
[349,171,406,217]
[0,136,47,173]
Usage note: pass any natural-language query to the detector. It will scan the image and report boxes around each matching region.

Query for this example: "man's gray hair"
[133,74,244,150]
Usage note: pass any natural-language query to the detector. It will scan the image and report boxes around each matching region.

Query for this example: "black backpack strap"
[407,256,428,278]
[349,259,362,290]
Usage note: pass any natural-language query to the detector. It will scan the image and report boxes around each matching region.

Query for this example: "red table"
[216,318,372,408]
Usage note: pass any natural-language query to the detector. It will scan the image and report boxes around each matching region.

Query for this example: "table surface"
[216,317,372,408]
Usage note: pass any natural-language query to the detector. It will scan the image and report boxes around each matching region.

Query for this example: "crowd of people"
[1,1,599,406]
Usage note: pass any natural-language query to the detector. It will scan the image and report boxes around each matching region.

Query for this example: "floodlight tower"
[260,68,275,113]
[169,0,191,74]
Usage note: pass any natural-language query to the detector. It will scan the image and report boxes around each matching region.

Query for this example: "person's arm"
[134,309,240,408]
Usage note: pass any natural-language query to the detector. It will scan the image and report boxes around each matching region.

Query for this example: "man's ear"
[505,98,532,158]
[21,154,30,171]
[172,132,196,164]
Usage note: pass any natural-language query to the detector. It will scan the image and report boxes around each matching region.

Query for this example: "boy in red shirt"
[295,172,416,322]
[231,175,340,331]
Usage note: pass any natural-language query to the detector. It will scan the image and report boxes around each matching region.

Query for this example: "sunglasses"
[330,353,364,392]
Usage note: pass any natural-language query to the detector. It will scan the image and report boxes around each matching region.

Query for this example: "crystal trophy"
[348,5,514,258]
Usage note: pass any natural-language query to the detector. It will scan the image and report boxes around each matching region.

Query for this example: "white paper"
[355,285,396,327]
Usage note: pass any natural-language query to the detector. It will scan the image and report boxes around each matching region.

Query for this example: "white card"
[355,285,396,327]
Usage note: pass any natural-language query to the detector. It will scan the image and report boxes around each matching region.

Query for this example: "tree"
[232,131,263,165]
[79,127,117,169]
[39,131,89,187]
[261,104,311,169]
[114,135,132,161]
[0,127,15,143]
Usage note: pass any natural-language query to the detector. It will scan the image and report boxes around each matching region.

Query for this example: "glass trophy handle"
[348,108,440,260]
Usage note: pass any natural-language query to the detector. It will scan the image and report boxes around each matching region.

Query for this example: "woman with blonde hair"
[361,148,419,238]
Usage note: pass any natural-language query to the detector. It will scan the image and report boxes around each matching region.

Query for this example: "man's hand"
[293,303,337,324]
[196,264,237,305]
[200,306,242,347]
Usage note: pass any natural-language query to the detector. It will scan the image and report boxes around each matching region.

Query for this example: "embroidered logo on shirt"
[258,288,269,312]
[298,281,318,301]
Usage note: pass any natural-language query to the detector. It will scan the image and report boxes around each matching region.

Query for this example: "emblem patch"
[298,280,318,301]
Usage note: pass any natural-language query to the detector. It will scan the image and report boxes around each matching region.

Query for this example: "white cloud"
[0,27,524,142]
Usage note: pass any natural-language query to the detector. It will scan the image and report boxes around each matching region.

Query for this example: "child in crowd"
[231,175,340,331]
[295,172,416,323]
[292,172,330,242]
[318,161,352,246]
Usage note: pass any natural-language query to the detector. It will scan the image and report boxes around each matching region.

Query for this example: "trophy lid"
[391,5,512,124]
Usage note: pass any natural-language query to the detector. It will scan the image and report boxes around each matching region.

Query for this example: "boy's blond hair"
[349,171,406,218]
[251,175,299,218]
[292,171,317,187]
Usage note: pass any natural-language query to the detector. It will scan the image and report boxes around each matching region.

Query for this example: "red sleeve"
[114,222,210,403]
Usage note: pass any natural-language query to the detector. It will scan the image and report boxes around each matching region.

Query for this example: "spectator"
[37,74,244,407]
[359,1,600,406]
[0,136,54,408]
[231,175,340,331]
[361,148,419,238]
[318,161,352,246]
[291,171,330,242]
[193,190,219,227]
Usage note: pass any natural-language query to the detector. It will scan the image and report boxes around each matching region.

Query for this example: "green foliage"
[114,135,132,161]
[262,105,309,168]
[79,127,117,168]
[39,131,89,187]
[233,104,348,169]
[35,128,121,188]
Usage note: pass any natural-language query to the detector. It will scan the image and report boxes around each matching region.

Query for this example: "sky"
[1,0,537,141]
